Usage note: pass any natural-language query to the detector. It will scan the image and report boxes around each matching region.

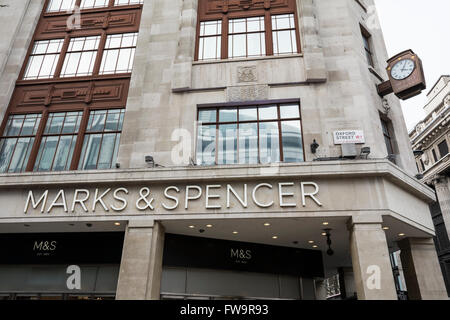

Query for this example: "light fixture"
[24,224,31,227]
[311,140,320,154]
[189,225,195,229]
[312,245,318,248]
[233,231,239,235]
[383,226,390,230]
[398,233,406,237]
[415,174,424,180]
[360,147,371,159]
[272,236,278,239]
[264,223,271,226]
[322,222,329,226]
[413,150,424,157]
[321,232,327,236]
[114,222,121,226]
[323,229,334,256]
[308,240,315,244]
[145,155,155,167]
[206,224,213,228]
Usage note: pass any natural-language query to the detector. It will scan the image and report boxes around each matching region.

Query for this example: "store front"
[160,234,324,300]
[0,233,124,300]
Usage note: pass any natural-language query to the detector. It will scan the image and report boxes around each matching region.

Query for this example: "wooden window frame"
[195,0,301,61]
[0,0,143,173]
[196,99,305,165]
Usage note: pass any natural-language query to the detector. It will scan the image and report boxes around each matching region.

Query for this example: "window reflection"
[196,103,303,166]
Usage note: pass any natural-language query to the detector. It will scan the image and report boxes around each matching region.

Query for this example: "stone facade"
[0,0,447,300]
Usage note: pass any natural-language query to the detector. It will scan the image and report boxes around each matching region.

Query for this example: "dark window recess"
[380,118,395,163]
[438,140,449,159]
[361,27,374,67]
[432,149,438,162]
[420,159,425,172]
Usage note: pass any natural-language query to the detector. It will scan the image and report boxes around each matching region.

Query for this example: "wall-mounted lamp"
[145,155,155,168]
[415,174,424,180]
[311,140,320,154]
[323,228,334,256]
[360,147,371,159]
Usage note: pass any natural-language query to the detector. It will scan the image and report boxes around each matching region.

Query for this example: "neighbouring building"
[0,0,447,300]
[410,75,450,296]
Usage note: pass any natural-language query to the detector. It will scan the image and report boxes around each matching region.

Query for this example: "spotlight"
[360,147,371,158]
[145,155,155,167]
[311,140,320,154]
[413,150,424,157]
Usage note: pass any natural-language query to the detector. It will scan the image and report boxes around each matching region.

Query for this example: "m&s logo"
[33,240,57,252]
[230,248,252,264]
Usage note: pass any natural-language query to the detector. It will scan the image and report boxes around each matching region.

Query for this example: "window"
[34,112,82,172]
[197,102,304,165]
[196,0,300,61]
[419,159,425,172]
[361,28,374,67]
[114,0,144,5]
[99,33,138,75]
[46,0,76,12]
[198,20,222,61]
[23,39,64,80]
[438,140,449,159]
[432,149,438,162]
[78,109,125,170]
[228,17,266,59]
[61,36,101,77]
[381,118,395,162]
[272,14,297,55]
[0,114,41,173]
[80,0,109,9]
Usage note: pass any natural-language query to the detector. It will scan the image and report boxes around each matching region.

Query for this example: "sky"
[374,0,450,131]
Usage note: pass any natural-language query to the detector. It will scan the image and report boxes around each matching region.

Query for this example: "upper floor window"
[47,0,77,13]
[381,118,396,163]
[61,36,101,77]
[196,0,300,61]
[23,39,64,80]
[0,114,41,173]
[99,33,138,75]
[361,27,374,67]
[438,140,449,159]
[47,0,143,12]
[196,102,304,166]
[22,33,138,80]
[228,16,266,59]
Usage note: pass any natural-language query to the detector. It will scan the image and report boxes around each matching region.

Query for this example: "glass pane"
[218,124,237,165]
[52,135,75,171]
[105,110,121,131]
[24,55,44,80]
[6,117,24,136]
[21,115,41,136]
[247,17,264,32]
[281,120,303,162]
[229,34,246,58]
[76,51,97,76]
[46,114,65,134]
[116,48,133,72]
[0,138,18,172]
[239,123,258,164]
[196,125,216,165]
[35,136,59,172]
[111,133,121,168]
[239,108,257,122]
[10,138,34,173]
[280,104,300,119]
[198,109,217,123]
[79,134,102,170]
[247,33,265,56]
[273,30,295,55]
[62,112,82,134]
[219,108,237,122]
[97,134,116,169]
[39,54,59,78]
[259,106,278,120]
[259,122,280,163]
[202,36,220,60]
[118,111,125,131]
[272,14,292,30]
[89,111,107,132]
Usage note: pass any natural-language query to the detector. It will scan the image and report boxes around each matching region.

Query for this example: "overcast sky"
[374,0,450,131]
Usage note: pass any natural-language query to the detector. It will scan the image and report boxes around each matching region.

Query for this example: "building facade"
[0,0,447,300]
[410,75,450,295]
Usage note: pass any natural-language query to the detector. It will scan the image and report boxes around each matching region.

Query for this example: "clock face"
[391,59,415,80]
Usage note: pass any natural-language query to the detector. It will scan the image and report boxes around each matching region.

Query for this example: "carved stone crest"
[227,85,268,102]
[237,66,257,83]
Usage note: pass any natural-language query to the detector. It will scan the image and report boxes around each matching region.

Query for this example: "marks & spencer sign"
[23,182,322,215]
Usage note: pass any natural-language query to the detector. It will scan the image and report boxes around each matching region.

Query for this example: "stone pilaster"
[116,220,165,300]
[398,238,448,300]
[348,214,398,300]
